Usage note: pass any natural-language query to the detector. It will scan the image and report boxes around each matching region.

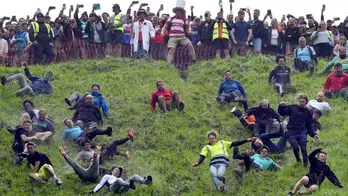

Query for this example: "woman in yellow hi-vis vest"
[105,4,125,57]
[193,131,234,192]
[211,12,232,58]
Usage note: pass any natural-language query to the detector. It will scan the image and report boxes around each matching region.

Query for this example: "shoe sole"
[231,107,236,114]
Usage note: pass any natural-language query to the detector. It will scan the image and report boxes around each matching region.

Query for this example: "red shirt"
[138,20,144,41]
[151,88,173,110]
[152,25,166,44]
[323,72,348,92]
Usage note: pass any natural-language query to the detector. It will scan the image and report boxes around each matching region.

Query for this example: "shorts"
[106,30,123,44]
[167,36,192,49]
[34,164,52,181]
[304,175,317,188]
[212,38,229,50]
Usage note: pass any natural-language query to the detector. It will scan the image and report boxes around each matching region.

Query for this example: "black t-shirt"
[27,151,52,170]
[14,128,28,142]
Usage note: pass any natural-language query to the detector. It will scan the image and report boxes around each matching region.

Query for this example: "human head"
[138,9,147,20]
[224,70,232,80]
[207,130,217,145]
[112,4,121,14]
[38,109,47,121]
[334,63,343,76]
[36,13,44,23]
[297,93,309,108]
[20,114,31,127]
[288,19,295,27]
[271,18,277,29]
[83,140,92,151]
[253,9,260,20]
[43,70,53,81]
[319,20,326,30]
[21,120,33,132]
[339,47,347,59]
[18,18,26,23]
[152,16,159,25]
[85,95,93,104]
[339,36,347,46]
[27,142,37,155]
[276,55,286,67]
[326,20,333,28]
[156,80,164,91]
[204,11,211,20]
[312,109,322,121]
[251,137,264,150]
[264,21,269,28]
[217,12,223,20]
[260,145,270,157]
[174,9,184,17]
[91,84,100,93]
[316,92,325,102]
[227,12,233,22]
[260,99,270,110]
[102,12,110,20]
[110,167,123,177]
[81,12,88,21]
[63,118,74,128]
[22,100,34,112]
[238,10,245,21]
[21,23,28,31]
[308,18,315,28]
[15,24,22,33]
[317,151,327,163]
[89,12,97,22]
[299,37,306,48]
[44,15,51,24]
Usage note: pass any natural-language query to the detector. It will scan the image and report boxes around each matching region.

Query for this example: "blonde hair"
[19,114,32,127]
[339,36,347,46]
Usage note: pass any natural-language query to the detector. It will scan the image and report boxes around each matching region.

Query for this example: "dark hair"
[82,139,92,146]
[334,62,342,68]
[91,83,100,90]
[319,150,327,155]
[27,142,36,147]
[298,93,309,104]
[260,145,270,153]
[207,130,217,138]
[276,55,286,63]
[313,109,322,117]
[5,22,11,25]
[156,80,163,86]
[224,70,231,74]
[110,166,123,177]
[254,9,260,13]
[22,100,34,108]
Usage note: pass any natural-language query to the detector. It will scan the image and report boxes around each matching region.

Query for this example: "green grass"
[0,56,347,196]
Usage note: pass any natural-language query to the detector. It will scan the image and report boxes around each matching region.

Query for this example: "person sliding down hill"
[193,131,235,192]
[88,166,153,194]
[288,149,343,196]
[150,80,185,112]
[216,70,248,111]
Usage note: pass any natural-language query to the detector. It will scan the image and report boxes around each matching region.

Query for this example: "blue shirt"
[122,24,132,44]
[232,21,251,42]
[251,154,276,170]
[218,79,247,97]
[294,46,316,63]
[24,67,52,94]
[62,126,84,142]
[92,91,110,116]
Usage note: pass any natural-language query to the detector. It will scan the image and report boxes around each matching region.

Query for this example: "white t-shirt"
[308,100,330,113]
[93,174,117,192]
[0,38,8,56]
[270,29,279,46]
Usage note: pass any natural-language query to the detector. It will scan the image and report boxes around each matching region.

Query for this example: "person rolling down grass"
[88,166,153,194]
[193,130,235,192]
[26,142,62,187]
[288,148,343,196]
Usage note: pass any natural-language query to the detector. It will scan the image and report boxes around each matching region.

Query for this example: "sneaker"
[144,175,153,185]
[59,147,67,158]
[128,129,134,141]
[105,127,112,137]
[178,102,185,112]
[280,92,285,97]
[230,107,237,114]
[125,151,130,160]
[231,107,243,118]
[288,191,294,196]
[18,153,28,158]
[64,98,72,106]
[129,180,136,190]
[216,97,222,103]
[55,178,62,187]
[1,76,7,86]
[217,184,225,192]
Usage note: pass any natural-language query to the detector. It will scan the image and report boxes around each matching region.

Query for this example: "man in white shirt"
[133,9,155,58]
[307,92,330,113]
[88,167,152,194]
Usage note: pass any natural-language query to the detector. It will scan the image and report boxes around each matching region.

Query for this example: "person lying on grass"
[88,166,153,194]
[288,148,343,196]
[1,64,53,96]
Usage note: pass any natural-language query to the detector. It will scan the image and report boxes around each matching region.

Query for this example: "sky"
[0,0,346,24]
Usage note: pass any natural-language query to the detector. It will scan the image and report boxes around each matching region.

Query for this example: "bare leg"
[291,176,309,194]
[216,49,221,58]
[167,48,175,64]
[224,49,230,58]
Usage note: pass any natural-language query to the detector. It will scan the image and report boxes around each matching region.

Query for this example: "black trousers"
[34,43,55,65]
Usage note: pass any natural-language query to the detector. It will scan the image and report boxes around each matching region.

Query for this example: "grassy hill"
[0,55,347,196]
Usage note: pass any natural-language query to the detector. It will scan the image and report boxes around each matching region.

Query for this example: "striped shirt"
[166,16,188,37]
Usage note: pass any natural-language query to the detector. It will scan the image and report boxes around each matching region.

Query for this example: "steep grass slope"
[0,56,347,196]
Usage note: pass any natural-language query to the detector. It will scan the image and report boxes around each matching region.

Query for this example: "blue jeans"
[259,131,287,153]
[217,91,242,103]
[209,163,226,187]
[252,38,262,52]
